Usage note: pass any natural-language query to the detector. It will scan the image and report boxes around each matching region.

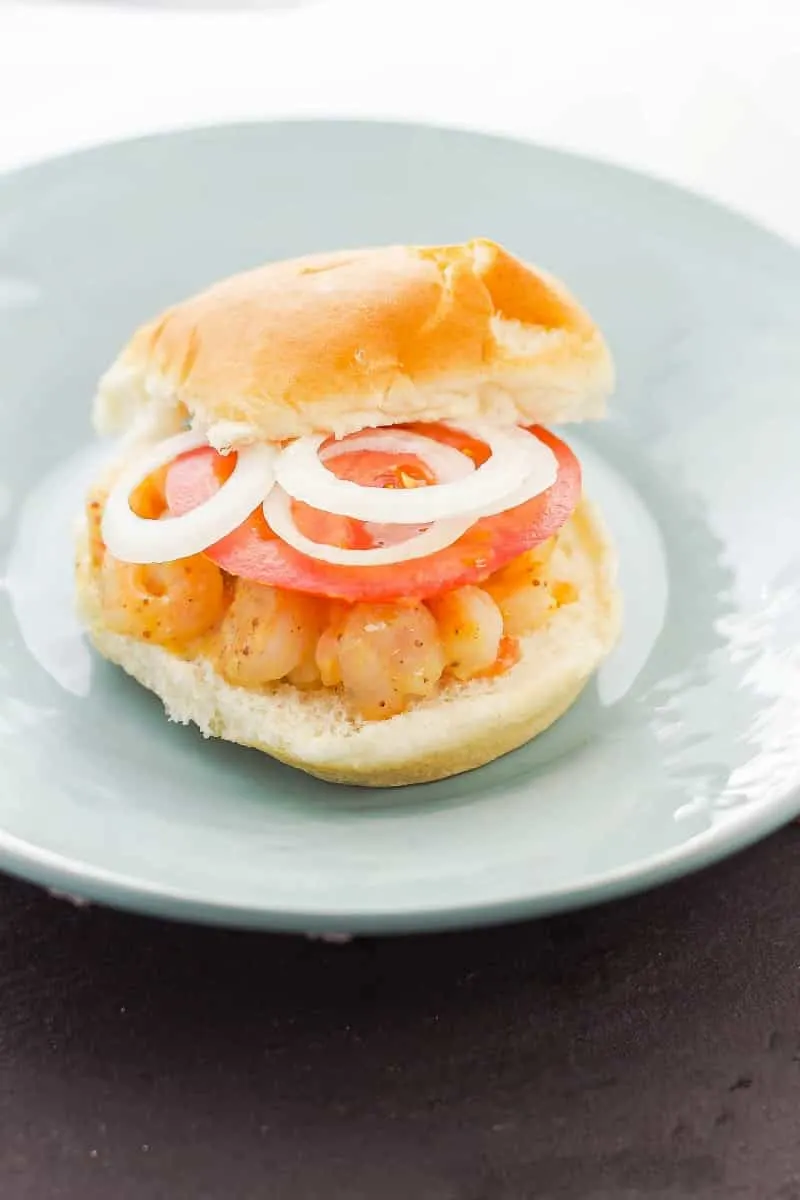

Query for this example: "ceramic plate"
[1,120,799,933]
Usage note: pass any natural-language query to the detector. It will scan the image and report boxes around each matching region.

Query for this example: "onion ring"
[263,487,474,567]
[102,431,277,564]
[275,423,556,523]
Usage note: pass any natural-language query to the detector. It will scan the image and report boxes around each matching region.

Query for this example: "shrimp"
[334,602,445,719]
[484,539,559,636]
[427,586,503,680]
[488,580,556,637]
[286,654,323,689]
[214,581,325,688]
[488,538,556,590]
[100,554,227,645]
[316,620,344,687]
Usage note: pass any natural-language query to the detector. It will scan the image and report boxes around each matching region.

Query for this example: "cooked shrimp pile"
[86,479,578,720]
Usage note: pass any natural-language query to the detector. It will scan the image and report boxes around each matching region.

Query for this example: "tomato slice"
[165,426,581,602]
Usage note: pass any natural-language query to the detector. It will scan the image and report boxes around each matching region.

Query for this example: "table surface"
[2,831,800,1200]
[2,2,800,1197]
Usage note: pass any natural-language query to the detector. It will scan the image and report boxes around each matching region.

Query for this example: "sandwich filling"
[88,420,585,720]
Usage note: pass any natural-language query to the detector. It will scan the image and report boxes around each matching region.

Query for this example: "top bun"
[94,238,614,448]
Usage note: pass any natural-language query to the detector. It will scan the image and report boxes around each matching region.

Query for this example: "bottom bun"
[76,499,621,787]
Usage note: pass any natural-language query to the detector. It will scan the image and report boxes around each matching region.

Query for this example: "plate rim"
[0,113,796,254]
[0,792,796,934]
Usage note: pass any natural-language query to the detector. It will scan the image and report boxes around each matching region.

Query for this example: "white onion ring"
[263,487,474,567]
[275,423,556,523]
[102,431,277,564]
[320,429,475,483]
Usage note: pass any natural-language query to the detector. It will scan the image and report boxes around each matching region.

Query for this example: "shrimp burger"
[76,239,621,786]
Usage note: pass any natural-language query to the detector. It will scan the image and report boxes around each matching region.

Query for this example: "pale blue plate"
[1,120,799,933]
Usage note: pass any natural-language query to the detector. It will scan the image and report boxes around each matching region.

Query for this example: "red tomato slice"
[291,449,436,550]
[165,426,581,602]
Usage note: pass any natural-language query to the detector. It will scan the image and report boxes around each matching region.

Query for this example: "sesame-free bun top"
[94,238,614,448]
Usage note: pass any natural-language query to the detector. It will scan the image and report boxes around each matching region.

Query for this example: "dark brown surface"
[1,830,800,1199]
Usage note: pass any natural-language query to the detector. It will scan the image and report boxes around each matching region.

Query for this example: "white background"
[1,0,799,244]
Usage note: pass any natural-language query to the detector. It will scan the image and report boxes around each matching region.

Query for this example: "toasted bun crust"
[76,500,620,787]
[94,239,614,448]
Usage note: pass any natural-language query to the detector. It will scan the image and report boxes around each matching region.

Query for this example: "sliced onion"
[263,487,474,567]
[275,423,556,523]
[320,428,475,550]
[102,431,277,564]
[321,429,475,483]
